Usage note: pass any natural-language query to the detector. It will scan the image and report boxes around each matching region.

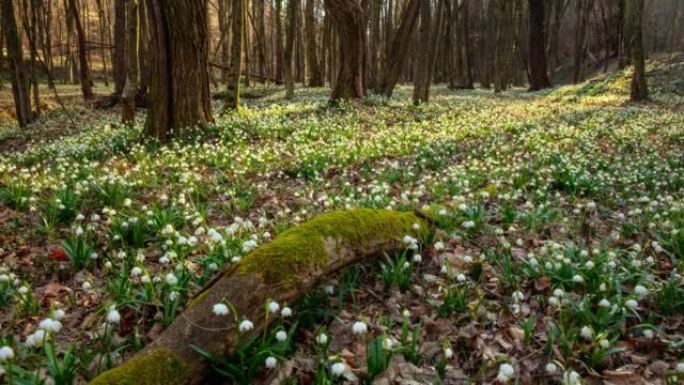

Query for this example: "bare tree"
[528,0,552,90]
[144,0,213,140]
[629,0,648,100]
[122,0,139,123]
[2,0,34,126]
[326,0,366,100]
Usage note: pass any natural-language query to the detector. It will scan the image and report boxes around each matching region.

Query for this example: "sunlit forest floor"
[0,55,684,384]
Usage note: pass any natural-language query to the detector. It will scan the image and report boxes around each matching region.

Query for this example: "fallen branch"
[89,209,429,385]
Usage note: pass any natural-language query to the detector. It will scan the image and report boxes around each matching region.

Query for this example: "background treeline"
[1,0,680,135]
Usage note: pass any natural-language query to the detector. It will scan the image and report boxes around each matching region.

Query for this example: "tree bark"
[69,0,94,100]
[114,0,127,95]
[572,0,591,83]
[274,0,284,83]
[326,0,366,101]
[494,0,513,93]
[88,209,428,385]
[305,0,323,86]
[225,0,244,109]
[379,0,420,97]
[2,0,34,127]
[122,0,139,123]
[144,0,213,140]
[460,0,473,89]
[284,0,297,98]
[527,0,551,90]
[629,0,647,101]
[413,0,431,104]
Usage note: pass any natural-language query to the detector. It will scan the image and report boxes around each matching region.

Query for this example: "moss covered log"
[89,209,428,385]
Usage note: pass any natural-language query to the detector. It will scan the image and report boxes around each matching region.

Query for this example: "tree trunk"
[546,0,566,78]
[572,0,590,84]
[88,209,429,385]
[144,0,213,140]
[114,0,127,95]
[284,0,297,98]
[217,0,230,82]
[460,0,473,89]
[379,0,420,97]
[305,0,323,87]
[494,0,512,93]
[480,0,495,89]
[2,0,34,126]
[326,0,366,101]
[413,0,431,104]
[629,0,647,101]
[367,0,381,90]
[527,0,551,90]
[69,0,94,100]
[95,0,109,86]
[226,0,244,109]
[122,0,139,123]
[274,0,284,83]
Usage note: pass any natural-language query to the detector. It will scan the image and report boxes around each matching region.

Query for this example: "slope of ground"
[0,58,683,385]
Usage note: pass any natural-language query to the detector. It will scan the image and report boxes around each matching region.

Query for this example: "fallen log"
[89,209,429,385]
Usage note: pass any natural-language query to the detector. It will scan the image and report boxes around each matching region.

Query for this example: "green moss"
[186,288,210,310]
[89,349,189,385]
[238,209,428,287]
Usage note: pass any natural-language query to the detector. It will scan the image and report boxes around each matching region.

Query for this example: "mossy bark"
[89,209,428,385]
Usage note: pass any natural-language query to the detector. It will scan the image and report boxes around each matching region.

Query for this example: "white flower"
[281,306,292,318]
[107,307,121,324]
[563,370,581,385]
[497,363,515,382]
[545,362,558,375]
[265,356,277,369]
[213,303,229,316]
[599,339,610,349]
[331,362,346,376]
[634,285,648,298]
[572,274,584,284]
[643,329,654,339]
[580,326,593,340]
[512,291,524,301]
[383,337,393,350]
[239,319,254,332]
[276,331,287,342]
[25,330,46,347]
[456,273,466,282]
[625,299,638,310]
[165,273,178,285]
[434,241,445,250]
[39,318,62,333]
[0,346,15,362]
[676,362,684,373]
[413,254,422,263]
[352,321,368,335]
[52,309,66,321]
[548,296,560,306]
[268,301,280,314]
[316,333,328,345]
[599,299,611,308]
[444,347,453,359]
[131,267,142,277]
[462,220,475,229]
[82,281,92,290]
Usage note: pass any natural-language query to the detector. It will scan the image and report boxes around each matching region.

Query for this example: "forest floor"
[0,55,684,385]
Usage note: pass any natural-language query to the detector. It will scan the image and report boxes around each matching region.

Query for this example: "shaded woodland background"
[0,0,682,135]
